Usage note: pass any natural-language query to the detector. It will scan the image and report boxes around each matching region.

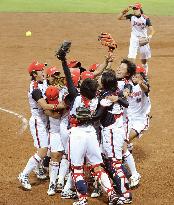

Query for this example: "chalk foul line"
[0,107,28,134]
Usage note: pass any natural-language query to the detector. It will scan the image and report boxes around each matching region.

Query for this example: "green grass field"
[0,0,174,15]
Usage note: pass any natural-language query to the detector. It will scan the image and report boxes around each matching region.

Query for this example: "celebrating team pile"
[18,2,155,205]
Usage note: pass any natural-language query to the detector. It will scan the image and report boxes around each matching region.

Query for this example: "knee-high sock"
[49,161,59,184]
[63,172,74,191]
[22,153,41,175]
[124,150,137,176]
[58,156,69,185]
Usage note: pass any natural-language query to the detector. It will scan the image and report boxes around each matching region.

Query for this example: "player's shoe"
[91,187,103,198]
[34,166,47,180]
[56,182,64,193]
[61,189,78,199]
[18,173,31,190]
[73,198,88,205]
[47,182,56,196]
[108,190,119,205]
[129,172,141,188]
[116,193,132,204]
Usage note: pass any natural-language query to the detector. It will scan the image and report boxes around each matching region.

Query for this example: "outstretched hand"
[55,40,71,61]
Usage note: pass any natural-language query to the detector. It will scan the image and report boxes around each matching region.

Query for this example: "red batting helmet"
[70,68,80,87]
[81,71,95,81]
[28,61,46,74]
[45,86,59,104]
[88,64,100,72]
[46,66,60,76]
[67,60,81,68]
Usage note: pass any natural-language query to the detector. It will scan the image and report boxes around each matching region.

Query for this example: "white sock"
[22,153,41,176]
[142,63,148,74]
[58,157,69,185]
[124,150,137,175]
[49,161,59,184]
[63,172,74,191]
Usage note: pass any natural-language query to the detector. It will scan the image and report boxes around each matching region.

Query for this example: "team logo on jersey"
[133,21,146,29]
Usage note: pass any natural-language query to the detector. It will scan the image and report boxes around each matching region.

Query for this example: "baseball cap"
[45,86,59,104]
[133,3,142,10]
[88,64,100,72]
[28,61,46,74]
[67,60,81,68]
[70,68,80,87]
[81,71,95,81]
[46,66,60,76]
[136,65,146,74]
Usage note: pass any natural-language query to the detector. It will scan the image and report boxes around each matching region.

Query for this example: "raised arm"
[55,41,78,100]
[61,60,78,100]
[117,6,132,20]
[93,52,115,77]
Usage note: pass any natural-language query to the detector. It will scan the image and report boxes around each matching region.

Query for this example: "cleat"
[129,172,141,188]
[61,189,78,199]
[18,173,31,190]
[117,193,132,204]
[108,190,119,205]
[56,183,64,193]
[34,167,47,180]
[73,198,88,205]
[91,188,103,198]
[47,183,56,196]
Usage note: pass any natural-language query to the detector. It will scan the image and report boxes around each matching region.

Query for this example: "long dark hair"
[101,71,117,92]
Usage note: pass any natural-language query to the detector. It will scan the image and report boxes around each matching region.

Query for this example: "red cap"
[45,86,59,104]
[46,66,60,76]
[88,64,100,72]
[81,71,95,81]
[136,65,146,74]
[67,60,81,68]
[28,61,45,74]
[133,3,142,9]
[70,68,80,87]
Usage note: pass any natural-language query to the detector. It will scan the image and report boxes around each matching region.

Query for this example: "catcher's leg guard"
[91,164,113,195]
[105,158,130,195]
[71,165,87,199]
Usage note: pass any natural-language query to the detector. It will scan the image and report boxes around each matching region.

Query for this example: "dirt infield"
[0,13,174,205]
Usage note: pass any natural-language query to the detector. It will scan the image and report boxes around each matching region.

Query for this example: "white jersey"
[70,95,98,117]
[117,80,126,91]
[126,82,151,117]
[28,80,48,119]
[126,14,152,38]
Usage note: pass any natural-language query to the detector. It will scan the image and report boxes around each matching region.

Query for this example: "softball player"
[118,2,155,73]
[45,85,65,196]
[114,59,144,188]
[57,69,81,192]
[58,54,118,205]
[18,61,61,190]
[123,65,151,188]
